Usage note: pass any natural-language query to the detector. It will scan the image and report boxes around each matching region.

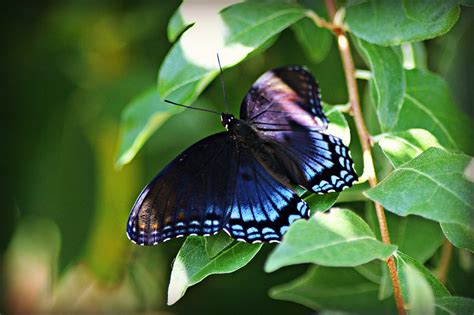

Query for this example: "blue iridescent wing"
[224,143,310,243]
[241,66,358,193]
[126,131,308,245]
[126,132,237,245]
[265,130,357,193]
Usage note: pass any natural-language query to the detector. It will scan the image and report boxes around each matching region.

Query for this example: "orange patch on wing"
[177,212,186,221]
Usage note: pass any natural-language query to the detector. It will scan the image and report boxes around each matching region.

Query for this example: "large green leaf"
[441,222,474,252]
[354,37,405,131]
[264,209,396,272]
[158,1,305,103]
[402,262,436,315]
[346,0,460,46]
[167,236,261,305]
[396,251,450,300]
[292,17,332,63]
[375,129,443,167]
[365,148,474,229]
[394,69,474,153]
[435,297,474,314]
[269,266,395,313]
[115,89,183,167]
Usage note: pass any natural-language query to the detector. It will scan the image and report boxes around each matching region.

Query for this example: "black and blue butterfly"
[127,65,357,245]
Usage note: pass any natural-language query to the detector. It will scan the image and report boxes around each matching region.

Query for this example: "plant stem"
[437,239,453,285]
[315,2,406,314]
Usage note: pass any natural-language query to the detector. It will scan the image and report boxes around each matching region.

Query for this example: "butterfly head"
[220,113,236,130]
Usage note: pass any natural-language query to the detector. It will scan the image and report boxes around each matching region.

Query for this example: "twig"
[437,239,453,285]
[311,2,407,315]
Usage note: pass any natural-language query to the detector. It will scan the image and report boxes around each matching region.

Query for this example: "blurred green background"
[1,1,473,314]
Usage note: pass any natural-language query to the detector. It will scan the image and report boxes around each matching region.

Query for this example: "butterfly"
[127,65,357,246]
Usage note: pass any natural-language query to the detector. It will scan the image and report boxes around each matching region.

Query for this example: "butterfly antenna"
[164,100,220,115]
[217,53,229,113]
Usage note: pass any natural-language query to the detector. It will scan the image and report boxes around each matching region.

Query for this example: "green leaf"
[396,251,450,299]
[167,236,261,305]
[205,232,234,258]
[264,209,396,272]
[402,262,436,315]
[354,260,384,284]
[378,264,393,300]
[365,202,444,264]
[158,1,305,102]
[394,69,474,153]
[435,297,474,315]
[365,206,444,300]
[115,89,182,167]
[365,148,474,229]
[304,192,338,214]
[378,215,445,300]
[167,3,195,42]
[270,266,396,313]
[346,0,460,46]
[441,222,474,252]
[292,17,332,63]
[324,103,351,145]
[389,215,445,264]
[376,129,443,167]
[353,37,405,131]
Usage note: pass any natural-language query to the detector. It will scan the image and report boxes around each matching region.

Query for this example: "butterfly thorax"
[221,113,260,143]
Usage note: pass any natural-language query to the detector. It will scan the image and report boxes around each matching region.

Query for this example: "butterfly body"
[127,66,358,246]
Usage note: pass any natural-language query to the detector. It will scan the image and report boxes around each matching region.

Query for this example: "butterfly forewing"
[127,133,236,245]
[241,66,358,193]
[240,65,328,132]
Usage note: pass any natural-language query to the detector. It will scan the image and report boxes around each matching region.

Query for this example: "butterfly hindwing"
[127,132,237,245]
[268,130,357,193]
[224,144,310,243]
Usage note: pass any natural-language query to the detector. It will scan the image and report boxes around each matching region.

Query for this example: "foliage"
[112,1,473,313]
[3,1,474,314]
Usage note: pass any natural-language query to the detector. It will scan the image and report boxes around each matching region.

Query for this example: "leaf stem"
[313,2,407,314]
[355,69,373,80]
[437,239,453,285]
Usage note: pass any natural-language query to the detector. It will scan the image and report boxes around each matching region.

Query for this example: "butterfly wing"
[223,141,309,243]
[264,130,357,193]
[240,65,328,131]
[127,132,237,245]
[127,131,309,245]
[241,66,358,193]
